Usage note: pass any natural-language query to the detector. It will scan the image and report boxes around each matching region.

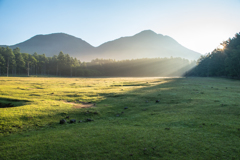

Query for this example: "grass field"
[1,77,240,159]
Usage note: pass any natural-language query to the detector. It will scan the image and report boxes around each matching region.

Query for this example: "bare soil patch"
[63,101,96,108]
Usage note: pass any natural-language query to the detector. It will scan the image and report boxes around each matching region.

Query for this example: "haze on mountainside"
[2,30,201,61]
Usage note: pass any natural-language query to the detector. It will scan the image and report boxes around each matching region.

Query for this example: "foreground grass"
[0,77,240,159]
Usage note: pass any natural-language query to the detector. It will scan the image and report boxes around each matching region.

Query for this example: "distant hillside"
[95,30,200,60]
[3,30,201,61]
[10,33,96,60]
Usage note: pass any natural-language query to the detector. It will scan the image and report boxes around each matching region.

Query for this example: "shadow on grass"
[64,78,189,120]
[2,77,240,159]
[0,98,30,108]
[0,78,199,133]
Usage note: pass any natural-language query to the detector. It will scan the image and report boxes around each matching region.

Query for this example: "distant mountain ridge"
[10,33,95,59]
[2,30,201,61]
[96,30,200,60]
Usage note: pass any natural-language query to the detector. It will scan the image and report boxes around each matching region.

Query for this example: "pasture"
[0,77,240,159]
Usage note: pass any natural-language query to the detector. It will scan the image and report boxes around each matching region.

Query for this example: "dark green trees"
[14,48,25,75]
[23,54,37,76]
[0,52,5,76]
[185,32,240,78]
[0,47,15,77]
[0,46,196,77]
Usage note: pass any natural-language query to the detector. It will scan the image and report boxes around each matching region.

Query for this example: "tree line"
[0,47,83,77]
[0,46,196,77]
[185,32,240,79]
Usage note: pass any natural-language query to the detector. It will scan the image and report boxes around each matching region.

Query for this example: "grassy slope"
[0,77,240,159]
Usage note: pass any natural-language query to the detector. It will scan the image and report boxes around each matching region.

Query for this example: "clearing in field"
[0,77,240,159]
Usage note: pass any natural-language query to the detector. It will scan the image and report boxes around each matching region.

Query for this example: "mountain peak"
[33,32,79,40]
[139,30,156,34]
[135,30,157,36]
[9,32,94,56]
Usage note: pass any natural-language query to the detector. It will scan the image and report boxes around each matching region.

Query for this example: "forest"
[0,47,196,77]
[185,32,240,79]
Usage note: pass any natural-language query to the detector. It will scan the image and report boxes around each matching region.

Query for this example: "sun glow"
[218,45,224,50]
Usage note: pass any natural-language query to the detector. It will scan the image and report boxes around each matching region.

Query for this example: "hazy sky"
[0,0,239,54]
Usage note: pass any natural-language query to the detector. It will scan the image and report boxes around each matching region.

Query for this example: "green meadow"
[1,77,240,159]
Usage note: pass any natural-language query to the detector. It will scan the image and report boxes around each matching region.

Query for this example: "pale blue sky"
[0,0,240,54]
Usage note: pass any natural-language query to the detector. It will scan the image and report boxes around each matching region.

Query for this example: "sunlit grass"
[0,77,161,134]
[1,77,240,159]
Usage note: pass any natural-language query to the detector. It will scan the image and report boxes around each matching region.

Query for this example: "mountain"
[3,30,201,61]
[10,33,96,60]
[95,30,200,60]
